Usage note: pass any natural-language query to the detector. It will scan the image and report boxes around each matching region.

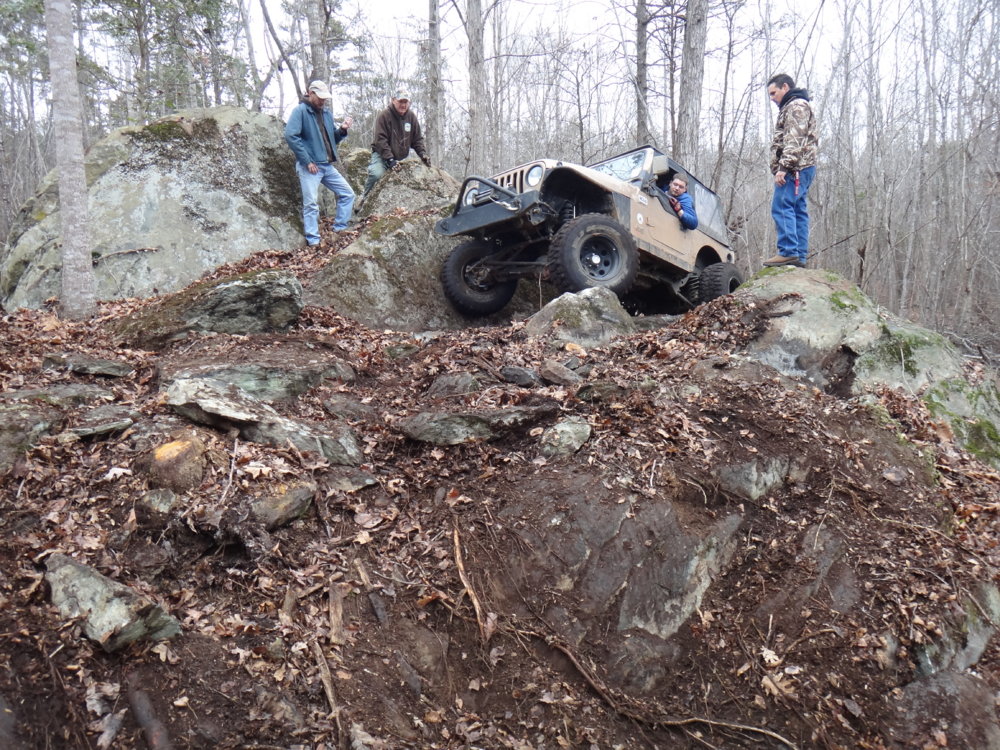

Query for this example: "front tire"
[547,214,638,296]
[441,240,518,316]
[698,262,744,303]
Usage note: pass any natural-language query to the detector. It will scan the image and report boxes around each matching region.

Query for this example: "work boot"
[762,254,801,267]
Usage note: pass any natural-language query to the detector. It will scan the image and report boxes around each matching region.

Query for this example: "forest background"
[2,0,997,349]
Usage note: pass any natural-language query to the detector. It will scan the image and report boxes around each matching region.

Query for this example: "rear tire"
[441,240,518,316]
[698,262,744,303]
[547,214,638,296]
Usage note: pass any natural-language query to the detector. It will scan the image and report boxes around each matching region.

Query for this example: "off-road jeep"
[434,145,742,316]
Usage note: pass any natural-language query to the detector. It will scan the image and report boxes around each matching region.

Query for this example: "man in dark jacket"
[284,80,354,245]
[361,88,430,199]
[762,73,819,268]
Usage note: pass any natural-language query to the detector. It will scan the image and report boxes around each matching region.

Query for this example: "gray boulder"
[493,466,743,693]
[306,214,458,330]
[539,417,591,456]
[1,107,303,310]
[356,158,461,217]
[885,671,1000,749]
[45,553,181,652]
[742,268,1000,468]
[307,164,556,330]
[524,287,636,348]
[251,479,318,529]
[0,402,60,473]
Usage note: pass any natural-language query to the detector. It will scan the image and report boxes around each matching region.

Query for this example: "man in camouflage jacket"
[763,73,819,268]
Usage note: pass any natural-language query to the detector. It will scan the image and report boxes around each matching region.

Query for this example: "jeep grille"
[492,167,527,194]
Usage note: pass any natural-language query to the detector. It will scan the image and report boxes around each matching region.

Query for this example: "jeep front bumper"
[435,177,555,237]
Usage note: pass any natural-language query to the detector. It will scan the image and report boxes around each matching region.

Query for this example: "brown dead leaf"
[761,673,795,698]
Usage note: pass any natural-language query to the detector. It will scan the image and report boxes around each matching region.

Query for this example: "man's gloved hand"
[386,158,398,170]
[421,156,431,167]
[668,195,681,214]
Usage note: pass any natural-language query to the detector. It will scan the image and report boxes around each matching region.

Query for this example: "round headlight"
[526,164,543,187]
[463,182,480,206]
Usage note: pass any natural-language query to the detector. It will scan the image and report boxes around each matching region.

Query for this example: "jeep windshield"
[589,149,649,181]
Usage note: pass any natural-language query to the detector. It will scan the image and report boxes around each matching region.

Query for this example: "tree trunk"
[466,0,487,175]
[635,0,651,146]
[674,0,707,167]
[304,0,328,84]
[44,0,96,319]
[238,0,265,111]
[427,0,443,164]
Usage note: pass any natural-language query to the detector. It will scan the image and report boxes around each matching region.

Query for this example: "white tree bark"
[427,0,443,163]
[635,0,652,146]
[466,0,487,175]
[44,0,96,319]
[304,0,328,84]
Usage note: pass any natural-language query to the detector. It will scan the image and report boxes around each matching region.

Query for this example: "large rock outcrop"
[741,267,1000,467]
[0,107,303,310]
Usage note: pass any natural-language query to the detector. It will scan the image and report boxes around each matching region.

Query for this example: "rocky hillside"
[2,210,1000,749]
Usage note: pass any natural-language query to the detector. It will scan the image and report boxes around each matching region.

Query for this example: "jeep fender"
[538,167,622,223]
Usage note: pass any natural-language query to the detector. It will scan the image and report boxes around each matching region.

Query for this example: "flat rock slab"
[67,404,141,438]
[160,339,355,402]
[398,404,557,445]
[113,270,303,350]
[166,378,362,465]
[0,383,112,408]
[42,352,135,377]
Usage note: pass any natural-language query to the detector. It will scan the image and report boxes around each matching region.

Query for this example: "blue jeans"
[296,161,355,244]
[363,151,389,196]
[771,165,815,262]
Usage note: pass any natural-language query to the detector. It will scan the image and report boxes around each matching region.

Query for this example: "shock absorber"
[560,203,575,224]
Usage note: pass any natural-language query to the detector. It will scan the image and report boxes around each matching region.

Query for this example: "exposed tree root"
[126,674,174,750]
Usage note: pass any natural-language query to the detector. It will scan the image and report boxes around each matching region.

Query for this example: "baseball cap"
[393,88,412,101]
[308,81,333,100]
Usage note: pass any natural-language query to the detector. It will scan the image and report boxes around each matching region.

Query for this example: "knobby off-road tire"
[698,262,744,303]
[440,239,518,316]
[546,214,639,296]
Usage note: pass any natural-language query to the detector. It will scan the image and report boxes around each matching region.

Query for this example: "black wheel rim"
[577,235,621,281]
[463,261,495,292]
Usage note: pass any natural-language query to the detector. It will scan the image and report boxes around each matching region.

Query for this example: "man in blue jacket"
[664,175,698,230]
[284,81,354,246]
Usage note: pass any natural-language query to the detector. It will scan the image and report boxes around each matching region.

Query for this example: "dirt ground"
[2,220,1000,749]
